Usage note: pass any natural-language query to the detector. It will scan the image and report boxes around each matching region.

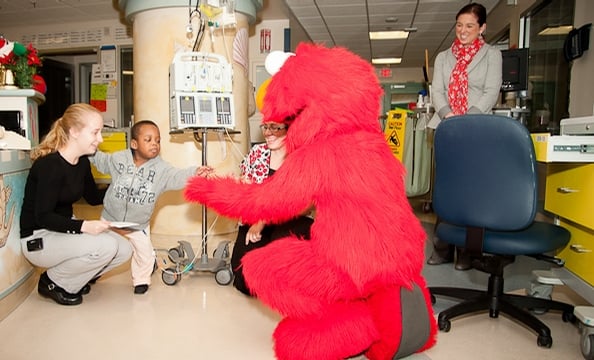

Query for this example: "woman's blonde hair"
[31,103,101,161]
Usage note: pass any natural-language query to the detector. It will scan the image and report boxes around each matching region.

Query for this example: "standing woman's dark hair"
[457,3,487,27]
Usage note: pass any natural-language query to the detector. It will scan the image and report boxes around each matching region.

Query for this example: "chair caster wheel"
[537,335,553,348]
[438,319,451,332]
[422,202,432,213]
[563,310,576,323]
[581,333,594,359]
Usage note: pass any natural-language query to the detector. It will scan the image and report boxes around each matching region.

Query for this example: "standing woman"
[20,103,132,306]
[427,2,502,269]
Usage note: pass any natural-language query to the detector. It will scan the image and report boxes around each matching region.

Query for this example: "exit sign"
[380,68,392,78]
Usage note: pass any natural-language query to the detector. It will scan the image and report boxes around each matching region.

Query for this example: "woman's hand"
[196,166,214,178]
[245,221,265,245]
[81,219,111,235]
[111,227,133,236]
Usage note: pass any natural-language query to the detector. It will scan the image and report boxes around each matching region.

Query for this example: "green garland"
[10,55,36,88]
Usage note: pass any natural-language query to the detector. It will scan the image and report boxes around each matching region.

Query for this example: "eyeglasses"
[259,124,287,134]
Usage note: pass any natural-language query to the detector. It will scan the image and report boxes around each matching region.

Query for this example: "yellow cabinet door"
[557,220,594,286]
[545,163,594,230]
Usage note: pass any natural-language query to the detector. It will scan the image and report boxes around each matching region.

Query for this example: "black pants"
[231,216,314,296]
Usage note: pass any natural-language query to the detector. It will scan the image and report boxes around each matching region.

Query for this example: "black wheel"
[161,267,180,286]
[562,310,576,323]
[537,334,553,348]
[438,319,451,332]
[581,333,594,360]
[168,247,184,263]
[422,202,432,213]
[215,268,233,286]
[489,308,500,318]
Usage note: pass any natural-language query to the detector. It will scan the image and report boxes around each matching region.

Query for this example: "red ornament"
[32,74,47,94]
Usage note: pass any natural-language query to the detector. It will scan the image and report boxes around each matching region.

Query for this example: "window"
[522,0,575,134]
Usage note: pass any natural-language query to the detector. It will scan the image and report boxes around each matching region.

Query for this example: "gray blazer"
[429,43,502,128]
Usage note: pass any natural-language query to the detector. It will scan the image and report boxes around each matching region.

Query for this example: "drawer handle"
[570,244,592,253]
[557,187,579,194]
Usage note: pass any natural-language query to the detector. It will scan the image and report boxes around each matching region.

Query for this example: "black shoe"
[78,275,101,296]
[38,272,82,306]
[78,283,91,296]
[134,284,149,294]
[426,251,454,265]
[454,249,472,271]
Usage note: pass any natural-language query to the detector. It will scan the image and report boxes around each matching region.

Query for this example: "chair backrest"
[432,114,537,231]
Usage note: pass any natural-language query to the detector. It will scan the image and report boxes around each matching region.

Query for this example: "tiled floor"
[0,200,590,360]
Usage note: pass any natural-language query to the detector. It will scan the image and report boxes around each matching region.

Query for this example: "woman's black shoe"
[426,251,454,265]
[454,249,472,271]
[38,272,82,306]
[78,283,91,296]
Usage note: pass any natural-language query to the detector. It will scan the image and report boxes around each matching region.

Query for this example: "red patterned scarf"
[448,37,484,115]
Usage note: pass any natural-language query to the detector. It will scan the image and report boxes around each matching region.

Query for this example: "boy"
[90,120,211,294]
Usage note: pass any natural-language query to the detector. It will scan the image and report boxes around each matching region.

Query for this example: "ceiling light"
[369,31,409,40]
[372,57,402,65]
[538,25,573,36]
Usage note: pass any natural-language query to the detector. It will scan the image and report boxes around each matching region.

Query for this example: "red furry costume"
[185,43,437,359]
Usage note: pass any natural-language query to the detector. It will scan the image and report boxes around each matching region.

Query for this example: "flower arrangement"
[0,37,43,90]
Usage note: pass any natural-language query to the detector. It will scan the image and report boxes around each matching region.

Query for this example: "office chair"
[429,114,575,348]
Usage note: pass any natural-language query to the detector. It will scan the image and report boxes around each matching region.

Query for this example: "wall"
[247,19,290,144]
[2,19,133,51]
[0,148,35,321]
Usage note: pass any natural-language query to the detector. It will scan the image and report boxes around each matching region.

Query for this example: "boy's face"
[131,124,160,161]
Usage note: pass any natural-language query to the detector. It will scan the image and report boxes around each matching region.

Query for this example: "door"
[37,58,74,140]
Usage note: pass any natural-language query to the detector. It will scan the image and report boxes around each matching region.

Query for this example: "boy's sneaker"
[134,284,149,294]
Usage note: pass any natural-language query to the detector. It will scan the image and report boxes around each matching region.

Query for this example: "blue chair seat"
[437,221,570,256]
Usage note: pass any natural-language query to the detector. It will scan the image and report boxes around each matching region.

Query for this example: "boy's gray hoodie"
[90,150,197,230]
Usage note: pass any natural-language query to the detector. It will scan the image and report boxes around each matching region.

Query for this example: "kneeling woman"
[232,120,313,295]
[20,103,132,306]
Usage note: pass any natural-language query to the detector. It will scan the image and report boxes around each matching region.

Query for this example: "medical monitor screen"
[180,96,195,114]
[501,48,528,92]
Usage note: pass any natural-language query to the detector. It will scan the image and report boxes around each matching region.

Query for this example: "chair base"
[430,278,576,348]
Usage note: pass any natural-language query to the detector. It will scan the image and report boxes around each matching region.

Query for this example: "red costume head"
[261,43,384,154]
